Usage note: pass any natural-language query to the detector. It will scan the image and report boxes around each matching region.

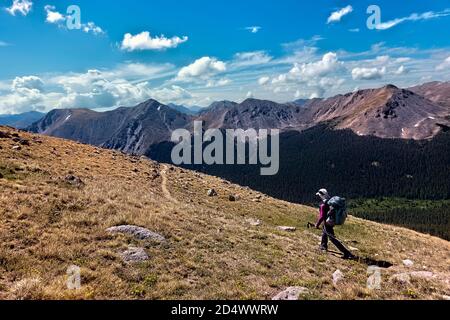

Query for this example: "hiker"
[315,189,355,260]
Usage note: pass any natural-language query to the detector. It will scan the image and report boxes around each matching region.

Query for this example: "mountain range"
[29,82,450,146]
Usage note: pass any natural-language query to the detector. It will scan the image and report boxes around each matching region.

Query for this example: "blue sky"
[0,0,449,113]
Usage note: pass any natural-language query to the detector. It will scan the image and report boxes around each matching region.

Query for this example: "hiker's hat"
[316,188,330,199]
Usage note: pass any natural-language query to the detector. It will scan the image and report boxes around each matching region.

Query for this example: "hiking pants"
[321,224,352,256]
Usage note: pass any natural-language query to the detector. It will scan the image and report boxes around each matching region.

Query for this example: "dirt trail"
[160,164,178,203]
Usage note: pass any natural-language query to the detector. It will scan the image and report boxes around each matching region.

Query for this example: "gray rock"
[246,218,262,227]
[272,287,309,300]
[207,189,217,197]
[333,270,344,286]
[442,295,450,300]
[402,259,414,267]
[12,145,22,151]
[410,271,434,279]
[391,273,411,284]
[107,225,166,242]
[121,247,149,263]
[277,226,297,232]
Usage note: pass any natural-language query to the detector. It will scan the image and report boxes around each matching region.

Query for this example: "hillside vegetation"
[0,126,449,300]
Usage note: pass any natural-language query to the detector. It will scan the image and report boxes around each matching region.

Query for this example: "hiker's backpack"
[328,196,347,226]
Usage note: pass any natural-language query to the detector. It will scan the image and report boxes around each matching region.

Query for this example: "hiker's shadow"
[328,250,393,268]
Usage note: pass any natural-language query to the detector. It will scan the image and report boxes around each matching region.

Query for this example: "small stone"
[107,225,166,242]
[121,247,149,263]
[12,145,21,151]
[333,270,344,286]
[277,226,296,232]
[207,189,217,197]
[272,287,309,300]
[410,271,434,280]
[402,259,414,267]
[64,175,84,187]
[391,273,411,284]
[246,218,262,227]
[442,295,450,301]
[228,195,237,202]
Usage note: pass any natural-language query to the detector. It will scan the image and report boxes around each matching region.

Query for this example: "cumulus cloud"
[436,56,450,71]
[245,26,261,33]
[44,5,104,35]
[352,67,386,80]
[6,0,32,16]
[44,5,64,23]
[289,52,343,79]
[12,76,44,91]
[258,76,270,86]
[121,31,188,51]
[176,57,226,81]
[327,5,353,24]
[375,9,450,30]
[0,63,192,113]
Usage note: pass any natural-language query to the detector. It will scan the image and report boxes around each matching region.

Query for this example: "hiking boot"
[319,246,328,252]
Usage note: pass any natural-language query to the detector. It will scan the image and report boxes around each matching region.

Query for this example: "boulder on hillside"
[121,247,149,263]
[107,225,166,242]
[272,287,309,300]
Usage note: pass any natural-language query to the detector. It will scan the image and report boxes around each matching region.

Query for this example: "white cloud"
[121,31,188,51]
[6,0,32,16]
[0,41,10,47]
[245,26,261,33]
[394,65,408,75]
[327,5,353,24]
[436,56,450,71]
[246,91,254,98]
[44,5,104,35]
[176,57,226,81]
[258,76,270,86]
[352,67,386,80]
[44,5,64,23]
[289,52,343,79]
[12,76,44,91]
[375,9,450,30]
[206,78,231,88]
[231,51,272,68]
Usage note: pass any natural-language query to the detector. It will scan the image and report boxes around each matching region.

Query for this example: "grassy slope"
[0,126,449,300]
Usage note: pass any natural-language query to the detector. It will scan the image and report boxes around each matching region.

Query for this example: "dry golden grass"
[0,125,449,300]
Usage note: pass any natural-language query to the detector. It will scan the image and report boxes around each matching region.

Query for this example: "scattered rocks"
[272,287,309,300]
[107,225,166,242]
[121,247,149,263]
[402,259,414,267]
[333,269,344,286]
[207,189,217,197]
[277,226,297,232]
[246,218,262,227]
[391,271,435,285]
[0,130,11,139]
